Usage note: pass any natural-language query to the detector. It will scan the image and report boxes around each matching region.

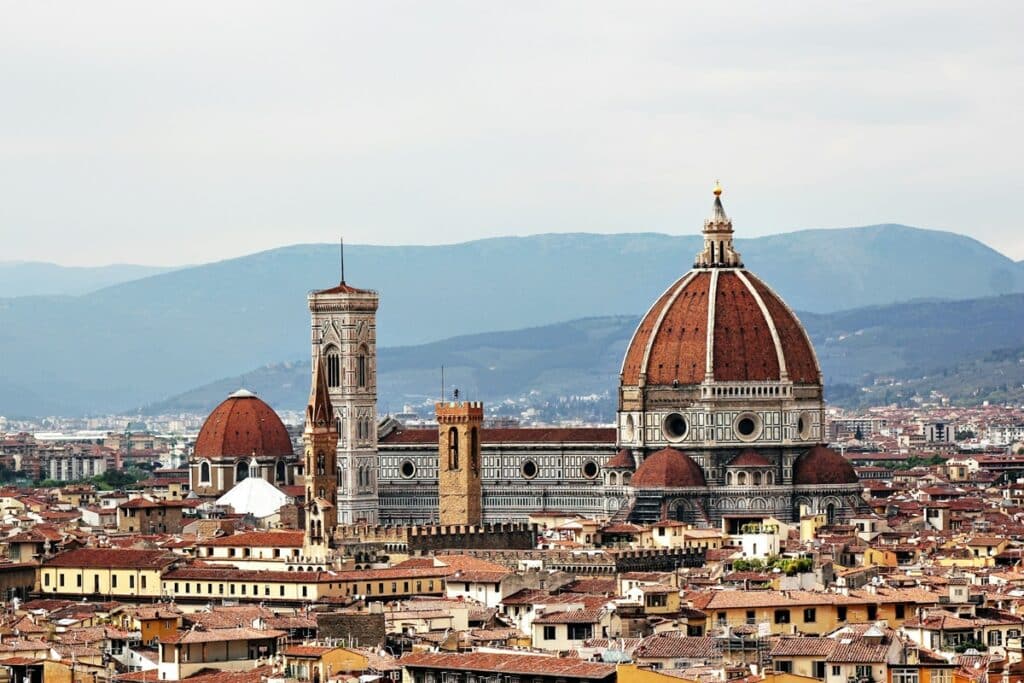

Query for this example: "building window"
[989,631,1003,647]
[837,606,847,621]
[814,662,826,679]
[357,348,368,388]
[236,460,249,482]
[567,624,593,640]
[471,428,480,474]
[891,670,919,683]
[776,661,793,674]
[129,576,135,589]
[448,427,459,470]
[856,665,873,680]
[326,348,341,388]
[199,461,211,484]
[867,605,878,620]
[543,626,556,641]
[774,609,790,624]
[931,670,951,683]
[895,603,906,619]
[112,575,118,588]
[803,608,816,623]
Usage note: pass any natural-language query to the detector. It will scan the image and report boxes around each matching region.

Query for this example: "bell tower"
[308,272,380,524]
[436,400,483,526]
[303,355,338,559]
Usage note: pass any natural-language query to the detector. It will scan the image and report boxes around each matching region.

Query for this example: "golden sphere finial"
[713,180,722,197]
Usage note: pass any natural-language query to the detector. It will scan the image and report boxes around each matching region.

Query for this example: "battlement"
[435,401,484,423]
[331,521,536,552]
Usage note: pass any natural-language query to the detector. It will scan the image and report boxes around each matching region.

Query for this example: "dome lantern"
[695,181,743,268]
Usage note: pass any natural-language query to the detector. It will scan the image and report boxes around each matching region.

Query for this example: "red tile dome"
[194,390,294,459]
[728,450,773,468]
[605,448,636,470]
[792,445,858,486]
[631,447,707,488]
[621,269,819,387]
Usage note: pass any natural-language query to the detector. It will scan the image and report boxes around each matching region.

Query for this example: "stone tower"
[436,401,483,526]
[303,355,338,559]
[308,279,380,524]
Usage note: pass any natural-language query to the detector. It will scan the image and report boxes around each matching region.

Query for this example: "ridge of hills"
[0,261,175,297]
[147,292,1024,418]
[1,224,1022,416]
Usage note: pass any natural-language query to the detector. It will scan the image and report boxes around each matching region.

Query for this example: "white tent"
[215,477,290,519]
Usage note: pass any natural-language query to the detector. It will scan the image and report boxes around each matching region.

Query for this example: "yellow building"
[283,644,369,681]
[38,548,176,599]
[697,587,939,635]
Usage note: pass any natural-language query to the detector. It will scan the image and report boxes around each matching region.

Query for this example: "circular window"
[662,413,689,442]
[400,460,416,479]
[582,461,599,479]
[521,460,538,479]
[797,412,813,440]
[734,413,763,442]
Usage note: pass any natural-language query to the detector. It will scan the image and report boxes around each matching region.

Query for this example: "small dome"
[793,445,858,486]
[605,448,636,470]
[728,450,772,468]
[631,447,707,488]
[194,391,293,459]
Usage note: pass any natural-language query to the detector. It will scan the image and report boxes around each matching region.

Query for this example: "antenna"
[339,237,345,284]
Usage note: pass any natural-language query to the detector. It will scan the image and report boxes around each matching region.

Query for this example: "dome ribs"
[712,272,779,382]
[194,394,294,459]
[644,271,710,385]
[745,274,820,384]
[621,275,690,384]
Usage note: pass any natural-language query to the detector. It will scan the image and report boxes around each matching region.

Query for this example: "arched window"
[448,427,459,470]
[753,472,762,486]
[726,471,733,485]
[737,471,747,486]
[316,453,326,475]
[236,460,249,482]
[199,461,211,484]
[356,346,368,388]
[766,471,774,485]
[470,427,479,474]
[609,472,618,486]
[275,460,286,482]
[336,416,343,437]
[325,346,341,388]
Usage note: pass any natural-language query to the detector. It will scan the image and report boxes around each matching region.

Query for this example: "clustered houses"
[9,190,1024,683]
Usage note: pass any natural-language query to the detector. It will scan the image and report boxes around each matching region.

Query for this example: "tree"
[854,426,865,441]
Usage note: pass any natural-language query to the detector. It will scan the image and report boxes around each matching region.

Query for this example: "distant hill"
[148,293,1024,417]
[0,261,174,297]
[1,224,1022,416]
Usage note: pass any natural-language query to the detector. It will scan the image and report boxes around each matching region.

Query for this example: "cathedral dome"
[620,186,819,389]
[792,445,858,486]
[621,269,819,387]
[631,447,707,488]
[728,450,772,468]
[194,389,293,459]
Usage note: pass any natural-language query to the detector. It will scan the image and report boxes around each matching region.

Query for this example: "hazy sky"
[1,2,1022,266]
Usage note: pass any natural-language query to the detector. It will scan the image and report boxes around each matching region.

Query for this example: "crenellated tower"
[308,277,380,524]
[436,401,483,526]
[303,355,338,558]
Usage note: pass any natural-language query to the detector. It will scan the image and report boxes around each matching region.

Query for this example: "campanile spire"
[695,182,743,268]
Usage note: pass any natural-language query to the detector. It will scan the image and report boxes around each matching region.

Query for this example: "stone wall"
[316,611,386,648]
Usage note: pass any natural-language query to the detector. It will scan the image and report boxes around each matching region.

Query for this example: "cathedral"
[189,185,863,542]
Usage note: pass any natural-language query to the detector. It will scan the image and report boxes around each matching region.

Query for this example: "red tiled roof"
[632,447,706,489]
[42,548,176,570]
[605,448,636,470]
[400,652,614,679]
[160,626,285,644]
[621,270,819,386]
[194,393,293,459]
[197,530,305,547]
[381,428,615,445]
[793,445,859,486]
[728,450,772,468]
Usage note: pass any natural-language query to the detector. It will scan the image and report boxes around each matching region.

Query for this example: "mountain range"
[1,223,1022,416]
[0,262,174,297]
[146,293,1024,417]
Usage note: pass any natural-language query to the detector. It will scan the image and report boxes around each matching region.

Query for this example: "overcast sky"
[1,2,1021,266]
